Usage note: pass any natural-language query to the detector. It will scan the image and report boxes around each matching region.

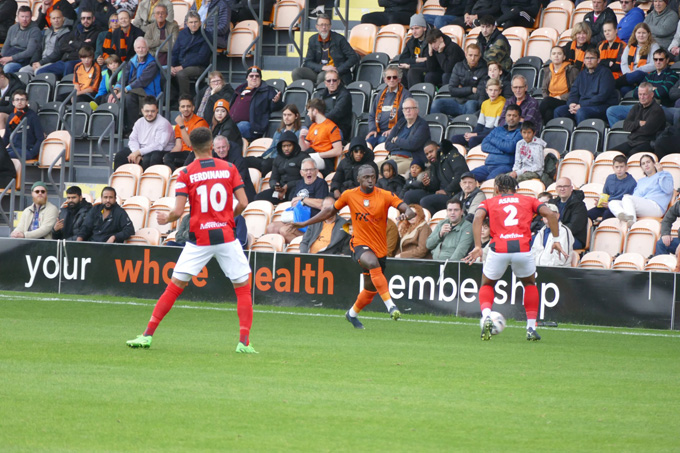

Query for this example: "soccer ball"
[480,311,506,335]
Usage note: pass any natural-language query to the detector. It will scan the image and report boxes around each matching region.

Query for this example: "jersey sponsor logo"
[200,221,229,229]
[175,182,186,190]
[498,197,519,205]
[499,233,524,239]
[189,170,231,183]
[363,199,369,206]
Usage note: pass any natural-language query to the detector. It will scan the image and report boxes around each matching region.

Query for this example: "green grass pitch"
[1,291,679,452]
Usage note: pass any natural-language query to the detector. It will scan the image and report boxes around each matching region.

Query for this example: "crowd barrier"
[1,238,678,331]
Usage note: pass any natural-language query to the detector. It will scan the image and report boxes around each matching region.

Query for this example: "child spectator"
[376,159,405,194]
[510,121,545,182]
[59,46,101,103]
[450,78,505,149]
[399,158,426,199]
[587,154,637,222]
[95,54,121,105]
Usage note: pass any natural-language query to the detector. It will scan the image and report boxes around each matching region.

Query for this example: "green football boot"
[126,335,152,348]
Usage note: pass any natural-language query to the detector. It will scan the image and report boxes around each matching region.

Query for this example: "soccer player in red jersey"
[126,127,257,353]
[464,174,566,341]
[293,165,415,329]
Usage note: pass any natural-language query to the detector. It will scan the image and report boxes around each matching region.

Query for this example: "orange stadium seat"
[349,24,378,57]
[539,1,574,33]
[624,219,660,256]
[172,0,190,28]
[572,1,594,27]
[558,29,572,47]
[166,166,185,197]
[245,137,273,158]
[138,165,172,202]
[578,251,612,269]
[465,145,487,171]
[260,171,272,192]
[503,27,529,61]
[644,254,677,272]
[440,25,465,47]
[421,0,445,15]
[479,179,495,199]
[612,252,646,271]
[122,196,151,231]
[547,182,557,197]
[374,24,406,59]
[147,197,179,235]
[517,179,545,198]
[557,150,594,188]
[589,151,625,185]
[285,235,303,253]
[227,20,259,57]
[242,200,274,239]
[338,205,351,220]
[250,233,286,252]
[38,131,71,170]
[660,154,680,188]
[580,183,604,210]
[271,201,292,224]
[591,218,626,256]
[109,164,143,201]
[249,168,262,193]
[526,28,559,62]
[272,0,303,31]
[126,227,162,246]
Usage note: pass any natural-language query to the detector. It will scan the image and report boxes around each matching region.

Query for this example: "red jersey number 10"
[196,183,228,213]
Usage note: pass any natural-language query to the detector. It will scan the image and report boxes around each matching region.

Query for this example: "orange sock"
[352,289,377,314]
[369,267,391,302]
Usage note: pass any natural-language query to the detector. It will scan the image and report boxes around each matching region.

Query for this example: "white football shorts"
[482,250,536,280]
[173,240,251,283]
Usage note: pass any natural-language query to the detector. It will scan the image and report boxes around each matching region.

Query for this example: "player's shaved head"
[190,127,213,156]
[357,164,376,177]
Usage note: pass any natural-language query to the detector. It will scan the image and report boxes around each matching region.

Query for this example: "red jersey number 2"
[503,205,519,226]
[196,183,228,213]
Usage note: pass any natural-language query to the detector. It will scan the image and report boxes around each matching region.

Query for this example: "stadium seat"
[110,164,143,201]
[122,195,151,231]
[445,114,477,140]
[572,1,594,27]
[570,119,606,153]
[349,23,378,57]
[624,219,660,256]
[250,233,286,252]
[465,145,488,170]
[440,25,465,47]
[578,251,612,269]
[612,252,647,271]
[138,165,172,202]
[429,209,447,230]
[242,200,274,238]
[285,235,303,253]
[659,154,680,188]
[479,179,495,198]
[580,182,604,210]
[517,179,545,198]
[627,152,657,180]
[425,113,448,143]
[265,78,287,94]
[227,20,259,57]
[281,79,313,115]
[589,150,625,185]
[272,0,302,31]
[62,102,92,139]
[557,29,572,47]
[591,218,626,256]
[53,73,75,102]
[166,166,185,197]
[526,28,558,63]
[88,103,119,139]
[546,182,557,197]
[644,254,677,272]
[465,26,481,42]
[503,27,529,61]
[372,143,389,162]
[539,0,574,33]
[271,201,292,224]
[421,0,445,15]
[355,52,390,88]
[374,24,406,59]
[37,102,61,135]
[347,81,372,118]
[451,143,467,157]
[172,0,190,28]
[557,150,594,188]
[260,171,272,192]
[409,82,435,115]
[37,130,71,170]
[338,205,351,220]
[126,227,162,246]
[146,196,178,235]
[249,167,262,193]
[540,117,574,157]
[245,137,273,158]
[27,73,56,107]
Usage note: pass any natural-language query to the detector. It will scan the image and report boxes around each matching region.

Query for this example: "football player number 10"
[196,183,228,213]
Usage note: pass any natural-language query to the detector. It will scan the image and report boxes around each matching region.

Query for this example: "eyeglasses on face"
[301,168,316,172]
[654,57,667,61]
[33,190,46,194]
[385,75,398,80]
[325,79,338,83]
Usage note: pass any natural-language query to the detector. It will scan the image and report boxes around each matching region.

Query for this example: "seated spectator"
[0,6,42,73]
[496,0,540,29]
[229,66,283,141]
[587,154,637,222]
[397,14,429,88]
[549,177,588,250]
[57,46,101,102]
[656,196,680,255]
[94,54,121,104]
[618,23,660,92]
[403,140,469,215]
[52,186,93,241]
[0,0,17,45]
[111,0,138,14]
[0,145,16,189]
[540,46,579,123]
[115,37,161,134]
[450,171,485,222]
[100,9,143,64]
[196,71,234,124]
[384,97,430,174]
[376,159,405,194]
[114,96,174,170]
[187,0,231,49]
[10,181,58,239]
[562,22,591,71]
[366,65,411,148]
[531,203,575,267]
[95,13,118,62]
[293,14,358,86]
[499,75,542,132]
[644,0,677,51]
[426,199,473,261]
[583,0,617,46]
[399,158,426,200]
[431,43,487,117]
[79,0,115,30]
[554,47,618,124]
[608,154,674,227]
[22,9,70,76]
[395,203,432,259]
[143,4,178,68]
[424,2,464,34]
[245,104,300,176]
[330,137,378,199]
[471,104,523,182]
[308,68,352,142]
[210,99,241,144]
[299,196,350,255]
[133,0,174,29]
[78,186,134,243]
[4,90,44,160]
[483,61,513,100]
[669,18,680,59]
[360,0,416,26]
[610,83,667,157]
[451,77,505,148]
[162,95,208,170]
[617,0,644,43]
[171,12,210,98]
[37,9,102,77]
[599,21,625,81]
[268,157,329,242]
[425,28,465,87]
[299,98,342,175]
[255,130,306,204]
[0,67,25,127]
[461,2,500,30]
[476,15,512,72]
[509,121,544,183]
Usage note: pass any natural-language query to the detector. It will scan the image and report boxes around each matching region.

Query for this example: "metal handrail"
[58,89,77,182]
[8,117,28,211]
[96,120,116,179]
[290,7,305,67]
[200,7,220,71]
[0,178,16,227]
[154,33,174,120]
[113,61,129,147]
[45,148,66,206]
[193,64,213,108]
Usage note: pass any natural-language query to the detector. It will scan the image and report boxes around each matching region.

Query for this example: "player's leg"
[359,249,400,320]
[478,250,511,340]
[512,252,541,341]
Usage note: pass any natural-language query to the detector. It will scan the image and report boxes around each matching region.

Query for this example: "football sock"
[527,319,537,329]
[235,284,253,346]
[479,285,495,314]
[524,284,539,327]
[482,308,491,318]
[144,281,184,336]
[369,268,395,311]
[351,289,377,315]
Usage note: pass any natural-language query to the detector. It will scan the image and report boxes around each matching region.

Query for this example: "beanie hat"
[213,99,230,112]
[409,14,426,28]
[247,66,262,78]
[410,158,426,172]
[31,181,47,192]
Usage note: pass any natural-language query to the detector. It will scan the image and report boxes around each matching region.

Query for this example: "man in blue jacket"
[617,0,644,43]
[171,12,210,98]
[229,66,283,140]
[471,104,522,182]
[554,47,618,124]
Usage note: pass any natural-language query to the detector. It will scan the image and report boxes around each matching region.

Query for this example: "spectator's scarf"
[375,84,403,132]
[9,108,26,131]
[44,5,55,27]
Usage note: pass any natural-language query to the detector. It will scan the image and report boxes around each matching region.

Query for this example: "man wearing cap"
[11,181,59,239]
[398,14,429,87]
[170,11,210,98]
[451,171,486,222]
[229,66,283,141]
[78,186,134,243]
[113,95,174,170]
[293,13,358,85]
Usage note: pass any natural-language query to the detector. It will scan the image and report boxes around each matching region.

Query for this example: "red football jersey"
[478,193,543,253]
[175,158,244,245]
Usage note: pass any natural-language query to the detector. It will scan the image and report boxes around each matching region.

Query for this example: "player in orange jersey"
[293,165,415,328]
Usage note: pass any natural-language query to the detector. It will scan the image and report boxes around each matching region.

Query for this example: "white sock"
[482,308,491,318]
[527,319,536,329]
[349,308,358,317]
[383,299,395,312]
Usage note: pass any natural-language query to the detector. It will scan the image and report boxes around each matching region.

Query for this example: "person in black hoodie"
[52,186,93,241]
[255,130,306,204]
[377,159,406,194]
[360,0,417,26]
[398,14,430,87]
[330,136,378,198]
[78,186,134,243]
[308,68,353,143]
[496,0,540,29]
[460,0,501,29]
[0,0,17,45]
[425,28,465,87]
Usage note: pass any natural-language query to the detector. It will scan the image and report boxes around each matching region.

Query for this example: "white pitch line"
[1,293,679,338]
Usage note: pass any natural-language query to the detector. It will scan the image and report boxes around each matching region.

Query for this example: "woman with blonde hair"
[562,22,592,71]
[395,204,432,259]
[618,23,660,92]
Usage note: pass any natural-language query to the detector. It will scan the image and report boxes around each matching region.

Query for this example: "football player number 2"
[196,183,227,213]
[503,205,518,226]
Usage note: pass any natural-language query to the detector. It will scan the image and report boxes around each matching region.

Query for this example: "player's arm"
[396,201,415,221]
[233,187,248,217]
[538,204,568,259]
[292,200,337,229]
[158,194,188,225]
[462,208,487,265]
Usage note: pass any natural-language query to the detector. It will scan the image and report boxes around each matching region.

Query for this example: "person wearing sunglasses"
[367,65,410,149]
[305,67,352,142]
[11,181,58,240]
